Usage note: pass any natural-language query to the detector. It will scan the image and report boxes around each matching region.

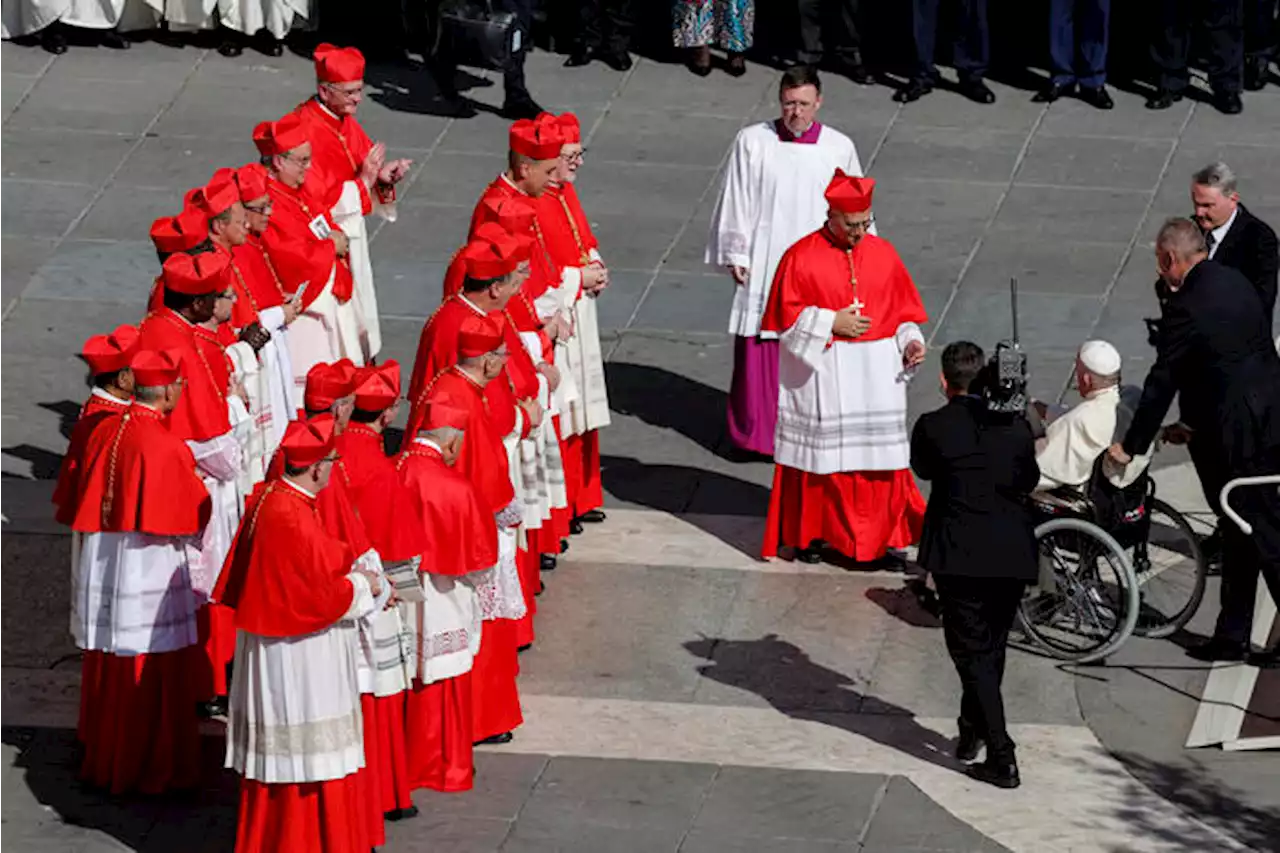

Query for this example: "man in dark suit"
[1036,0,1114,109]
[911,341,1041,788]
[1191,162,1279,322]
[562,0,634,71]
[1147,0,1245,114]
[425,0,545,119]
[1112,218,1280,666]
[1245,0,1278,89]
[894,0,994,104]
[797,0,873,83]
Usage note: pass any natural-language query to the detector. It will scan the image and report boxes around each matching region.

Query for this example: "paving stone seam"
[922,104,1050,349]
[365,113,456,246]
[854,775,894,848]
[1056,103,1199,404]
[672,764,724,852]
[493,753,552,848]
[0,176,97,188]
[0,53,55,123]
[605,62,774,360]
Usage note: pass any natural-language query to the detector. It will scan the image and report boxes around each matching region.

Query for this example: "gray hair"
[419,425,463,444]
[1192,161,1237,195]
[134,385,168,402]
[1156,217,1207,259]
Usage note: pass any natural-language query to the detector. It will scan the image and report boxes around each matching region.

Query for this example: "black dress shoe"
[384,804,419,821]
[601,49,632,72]
[540,554,557,572]
[569,518,585,535]
[1246,647,1279,668]
[1186,638,1248,663]
[1032,80,1075,103]
[1078,85,1113,110]
[475,731,514,746]
[796,547,823,564]
[955,728,985,762]
[218,39,244,58]
[1244,56,1268,91]
[1145,88,1183,110]
[893,78,933,103]
[578,509,606,524]
[197,696,229,718]
[966,759,1020,789]
[41,27,68,54]
[1213,89,1243,115]
[726,53,747,78]
[437,95,477,119]
[99,29,130,49]
[517,642,533,653]
[958,78,996,104]
[564,49,593,68]
[559,538,569,554]
[259,34,284,57]
[503,96,544,120]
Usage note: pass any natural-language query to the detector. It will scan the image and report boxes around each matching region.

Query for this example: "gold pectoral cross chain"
[846,249,864,316]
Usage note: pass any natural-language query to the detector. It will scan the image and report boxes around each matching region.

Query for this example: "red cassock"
[227,240,287,329]
[71,404,211,795]
[293,98,374,214]
[332,423,394,496]
[387,442,498,792]
[137,309,232,442]
[52,392,131,526]
[405,297,529,459]
[759,231,929,562]
[213,482,378,853]
[262,177,353,307]
[412,368,514,515]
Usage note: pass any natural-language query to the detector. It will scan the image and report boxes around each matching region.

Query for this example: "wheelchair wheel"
[1016,518,1140,664]
[1130,497,1208,638]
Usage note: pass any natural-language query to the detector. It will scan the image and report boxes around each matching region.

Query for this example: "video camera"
[980,278,1029,415]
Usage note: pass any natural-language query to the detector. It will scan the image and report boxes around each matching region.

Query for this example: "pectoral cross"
[850,296,865,316]
[846,249,862,316]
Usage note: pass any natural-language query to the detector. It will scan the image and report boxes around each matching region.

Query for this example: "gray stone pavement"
[3,37,1280,853]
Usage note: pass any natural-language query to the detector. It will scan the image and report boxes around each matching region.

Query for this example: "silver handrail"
[1218,475,1280,535]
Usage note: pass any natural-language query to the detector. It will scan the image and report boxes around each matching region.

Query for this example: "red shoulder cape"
[70,404,211,535]
[263,177,353,305]
[759,231,928,343]
[392,442,498,575]
[294,98,374,214]
[214,480,356,637]
[137,309,232,441]
[53,392,132,526]
[418,369,514,514]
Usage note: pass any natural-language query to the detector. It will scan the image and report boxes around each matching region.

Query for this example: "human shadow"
[865,585,943,629]
[604,362,739,462]
[1,726,238,853]
[684,634,960,773]
[3,444,65,480]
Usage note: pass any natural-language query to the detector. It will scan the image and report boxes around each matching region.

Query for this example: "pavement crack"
[855,775,893,848]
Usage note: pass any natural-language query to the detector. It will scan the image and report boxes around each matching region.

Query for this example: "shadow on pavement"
[685,633,959,773]
[605,362,732,460]
[2,726,238,853]
[1105,750,1280,852]
[601,454,768,516]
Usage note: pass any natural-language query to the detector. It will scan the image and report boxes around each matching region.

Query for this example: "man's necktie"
[1205,230,1217,254]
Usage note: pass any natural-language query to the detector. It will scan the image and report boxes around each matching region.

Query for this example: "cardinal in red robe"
[760,171,928,564]
[217,415,388,853]
[69,349,210,795]
[145,206,211,314]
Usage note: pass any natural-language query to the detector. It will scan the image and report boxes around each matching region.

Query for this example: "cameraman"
[909,341,1040,789]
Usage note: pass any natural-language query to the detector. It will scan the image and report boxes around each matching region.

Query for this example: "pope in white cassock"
[706,66,867,457]
[760,170,928,565]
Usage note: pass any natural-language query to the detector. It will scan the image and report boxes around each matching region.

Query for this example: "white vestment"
[287,265,365,396]
[706,122,866,338]
[776,308,923,474]
[2,0,153,35]
[1037,385,1153,491]
[226,567,388,783]
[186,426,243,598]
[350,549,412,699]
[563,247,611,436]
[216,0,307,37]
[72,531,202,654]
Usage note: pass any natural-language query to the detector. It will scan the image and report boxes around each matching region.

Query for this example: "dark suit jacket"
[1124,259,1280,470]
[910,396,1041,581]
[1152,205,1277,331]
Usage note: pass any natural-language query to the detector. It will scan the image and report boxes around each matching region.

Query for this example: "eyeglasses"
[244,201,273,214]
[848,215,875,232]
[323,83,364,98]
[560,148,587,163]
[318,453,341,466]
[283,153,312,168]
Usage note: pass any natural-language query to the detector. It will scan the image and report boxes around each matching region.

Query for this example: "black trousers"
[933,575,1026,763]
[910,0,990,81]
[797,0,862,65]
[1048,0,1111,86]
[1151,0,1244,93]
[569,0,634,54]
[427,0,534,101]
[1245,0,1278,59]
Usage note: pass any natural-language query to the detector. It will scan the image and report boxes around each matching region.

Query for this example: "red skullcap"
[162,251,229,296]
[196,169,240,218]
[508,116,563,160]
[457,314,504,359]
[424,400,470,431]
[824,169,875,214]
[304,359,358,412]
[462,222,532,280]
[234,163,270,203]
[281,413,337,469]
[149,207,209,254]
[555,112,581,144]
[481,195,536,236]
[253,114,309,158]
[313,43,366,83]
[80,324,140,375]
[352,360,401,412]
[130,348,184,387]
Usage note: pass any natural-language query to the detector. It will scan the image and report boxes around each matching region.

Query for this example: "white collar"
[91,387,127,404]
[1209,207,1239,254]
[1083,385,1120,402]
[132,400,163,413]
[281,478,317,499]
[458,294,487,316]
[413,437,443,454]
[500,173,528,195]
[315,97,340,121]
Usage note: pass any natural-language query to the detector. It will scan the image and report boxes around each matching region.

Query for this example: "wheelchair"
[1016,455,1207,664]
